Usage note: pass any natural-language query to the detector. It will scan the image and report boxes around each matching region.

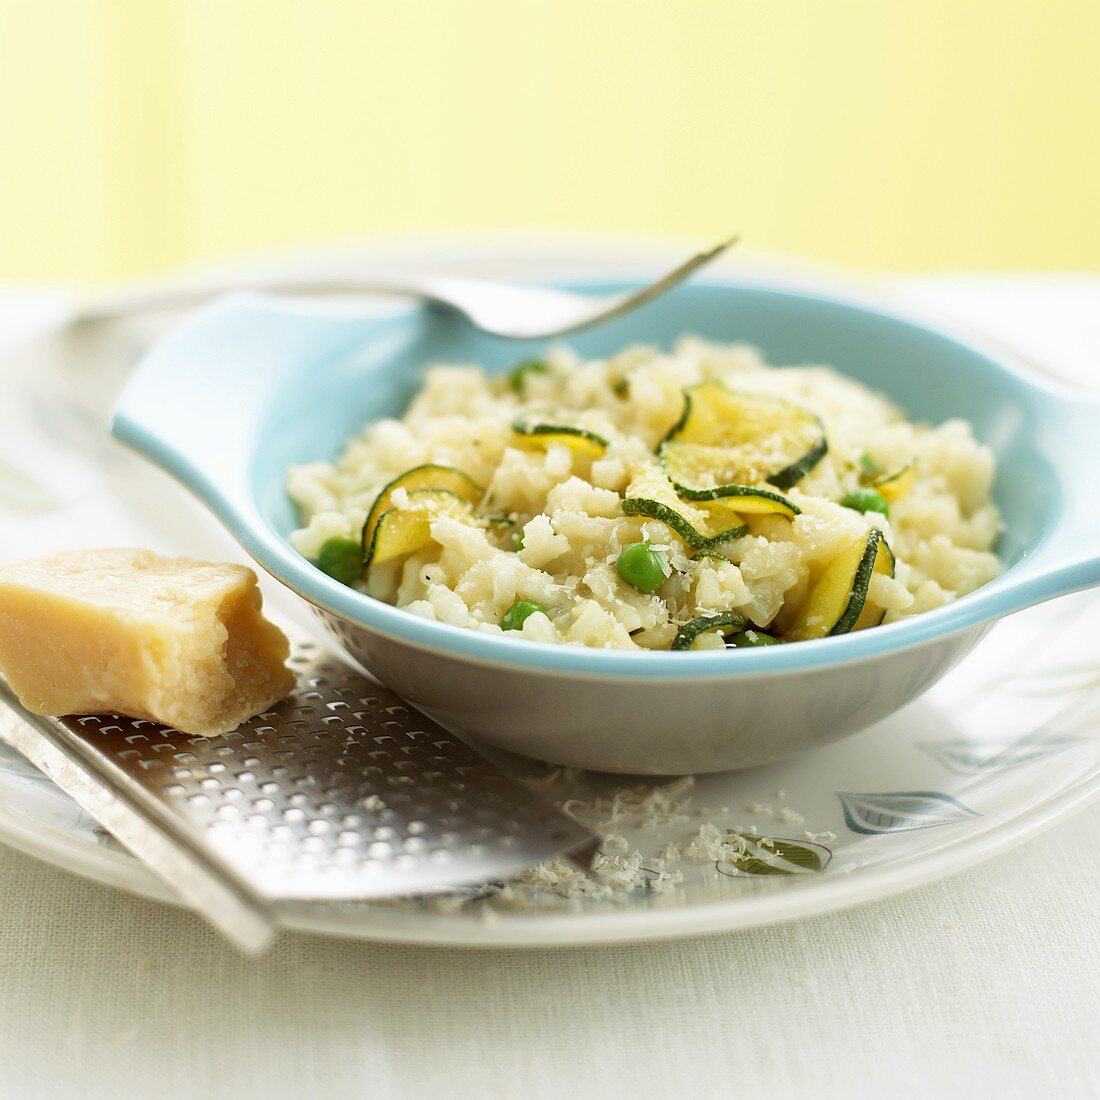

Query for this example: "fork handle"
[74,269,453,323]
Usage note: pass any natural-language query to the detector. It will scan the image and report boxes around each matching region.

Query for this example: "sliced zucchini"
[621,468,747,549]
[511,412,609,458]
[660,382,826,491]
[850,533,895,631]
[866,461,916,503]
[507,359,549,393]
[783,529,895,641]
[363,489,475,568]
[727,629,781,647]
[671,612,747,651]
[362,464,483,556]
[692,484,800,519]
[859,451,881,479]
[621,498,748,548]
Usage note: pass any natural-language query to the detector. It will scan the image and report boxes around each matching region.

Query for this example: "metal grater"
[0,641,598,951]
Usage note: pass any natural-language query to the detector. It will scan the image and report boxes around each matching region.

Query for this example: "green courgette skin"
[621,498,748,549]
[361,464,484,557]
[361,514,389,567]
[693,549,733,563]
[658,384,828,491]
[511,417,610,449]
[828,529,891,635]
[860,536,896,631]
[361,488,472,568]
[670,482,801,513]
[766,435,828,491]
[671,612,748,651]
[508,359,549,392]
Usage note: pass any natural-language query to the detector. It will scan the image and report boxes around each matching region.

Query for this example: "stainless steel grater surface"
[0,641,598,951]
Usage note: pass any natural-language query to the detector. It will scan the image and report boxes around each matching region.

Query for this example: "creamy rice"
[287,338,1001,650]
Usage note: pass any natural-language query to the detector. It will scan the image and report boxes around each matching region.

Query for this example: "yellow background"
[1,0,1097,282]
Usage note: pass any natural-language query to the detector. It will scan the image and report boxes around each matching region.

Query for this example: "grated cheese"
[438,769,838,913]
[546,775,696,829]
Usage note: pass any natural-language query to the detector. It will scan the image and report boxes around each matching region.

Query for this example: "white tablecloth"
[1,277,1098,1100]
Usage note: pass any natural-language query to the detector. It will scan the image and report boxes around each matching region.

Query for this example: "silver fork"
[74,236,737,340]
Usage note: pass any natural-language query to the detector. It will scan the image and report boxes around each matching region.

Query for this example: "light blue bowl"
[112,278,1100,774]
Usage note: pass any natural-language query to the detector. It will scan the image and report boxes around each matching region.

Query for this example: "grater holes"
[55,638,593,901]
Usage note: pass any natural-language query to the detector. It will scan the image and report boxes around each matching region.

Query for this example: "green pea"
[841,488,889,517]
[316,537,364,585]
[501,598,547,631]
[728,630,780,647]
[616,541,668,593]
[507,359,549,393]
[513,531,525,552]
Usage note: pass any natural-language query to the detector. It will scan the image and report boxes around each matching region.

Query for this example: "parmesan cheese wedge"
[0,548,295,737]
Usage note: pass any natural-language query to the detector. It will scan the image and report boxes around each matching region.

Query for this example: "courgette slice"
[362,464,484,557]
[859,452,881,479]
[727,629,781,647]
[783,528,895,641]
[512,411,609,458]
[507,359,549,393]
[671,612,747,651]
[693,484,800,519]
[692,548,733,564]
[621,468,748,548]
[660,382,827,491]
[363,489,475,568]
[866,461,916,502]
[621,498,748,548]
[850,533,895,631]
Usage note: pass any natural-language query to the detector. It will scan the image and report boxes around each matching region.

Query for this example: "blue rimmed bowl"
[111,278,1100,774]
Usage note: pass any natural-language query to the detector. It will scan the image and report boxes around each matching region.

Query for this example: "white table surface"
[1,276,1098,1100]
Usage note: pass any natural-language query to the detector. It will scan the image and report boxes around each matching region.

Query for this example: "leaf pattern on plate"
[716,834,832,877]
[919,730,1082,775]
[837,790,980,834]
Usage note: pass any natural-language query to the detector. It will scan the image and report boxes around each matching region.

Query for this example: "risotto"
[287,338,1001,651]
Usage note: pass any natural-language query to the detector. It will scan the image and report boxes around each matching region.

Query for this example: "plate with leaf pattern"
[0,240,1098,945]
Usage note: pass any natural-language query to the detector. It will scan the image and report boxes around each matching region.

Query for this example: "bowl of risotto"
[113,275,1100,773]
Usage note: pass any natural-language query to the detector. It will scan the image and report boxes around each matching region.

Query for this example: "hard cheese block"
[0,548,296,737]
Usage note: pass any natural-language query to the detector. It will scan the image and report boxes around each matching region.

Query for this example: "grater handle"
[0,642,600,945]
[0,683,278,953]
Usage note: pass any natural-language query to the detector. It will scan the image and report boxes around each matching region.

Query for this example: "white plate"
[1,239,1098,946]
